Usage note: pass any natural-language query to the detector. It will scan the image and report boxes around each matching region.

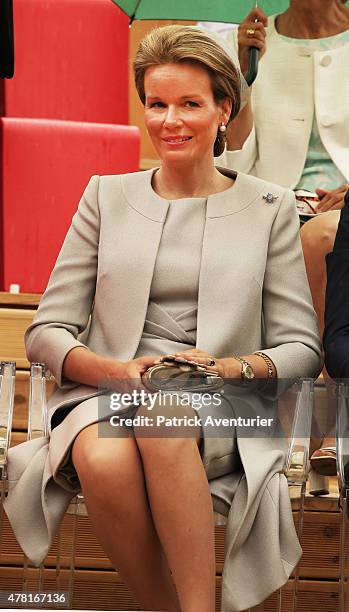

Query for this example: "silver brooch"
[263,193,278,204]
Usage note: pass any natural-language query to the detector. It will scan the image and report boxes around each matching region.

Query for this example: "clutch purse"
[142,356,224,393]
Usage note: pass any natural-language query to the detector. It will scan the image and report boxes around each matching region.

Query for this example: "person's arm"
[253,189,322,378]
[218,8,267,172]
[324,192,349,378]
[26,176,159,390]
[25,175,131,388]
[172,347,275,379]
[25,175,101,386]
[62,346,159,389]
[227,6,267,152]
[226,94,254,152]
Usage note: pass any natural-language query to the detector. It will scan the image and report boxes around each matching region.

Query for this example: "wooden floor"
[0,482,344,611]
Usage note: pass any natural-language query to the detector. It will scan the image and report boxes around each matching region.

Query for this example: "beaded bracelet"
[254,351,275,379]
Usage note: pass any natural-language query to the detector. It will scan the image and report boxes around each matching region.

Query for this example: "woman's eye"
[149,102,165,108]
[185,101,199,107]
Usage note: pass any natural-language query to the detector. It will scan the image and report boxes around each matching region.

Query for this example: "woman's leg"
[300,211,340,463]
[300,210,340,337]
[72,422,181,612]
[134,400,216,612]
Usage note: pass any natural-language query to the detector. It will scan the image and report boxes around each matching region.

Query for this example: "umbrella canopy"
[113,0,349,84]
[112,0,296,23]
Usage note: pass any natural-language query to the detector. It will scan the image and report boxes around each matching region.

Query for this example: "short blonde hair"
[133,25,241,156]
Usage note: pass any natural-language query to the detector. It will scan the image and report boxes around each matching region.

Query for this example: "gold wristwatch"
[233,356,255,383]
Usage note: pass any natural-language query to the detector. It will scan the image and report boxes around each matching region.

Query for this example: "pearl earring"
[219,122,227,133]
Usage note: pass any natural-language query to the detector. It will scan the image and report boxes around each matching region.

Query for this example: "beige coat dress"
[4,167,322,611]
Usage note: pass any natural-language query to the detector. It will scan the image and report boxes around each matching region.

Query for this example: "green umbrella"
[112,0,349,84]
[113,0,288,84]
[112,0,294,23]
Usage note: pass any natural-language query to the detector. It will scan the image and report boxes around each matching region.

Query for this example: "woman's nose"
[163,107,182,128]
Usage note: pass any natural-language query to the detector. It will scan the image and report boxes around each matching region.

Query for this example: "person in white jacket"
[220,0,349,334]
[219,0,349,475]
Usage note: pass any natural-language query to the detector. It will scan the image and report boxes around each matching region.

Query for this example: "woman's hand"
[316,184,349,212]
[170,348,216,365]
[237,7,268,79]
[170,350,241,378]
[110,355,160,393]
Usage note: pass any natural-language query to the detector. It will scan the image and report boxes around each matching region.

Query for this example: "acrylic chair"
[28,367,315,612]
[252,378,314,612]
[281,378,314,612]
[0,361,16,551]
[213,378,315,612]
[20,363,49,595]
[336,381,349,612]
[27,362,86,606]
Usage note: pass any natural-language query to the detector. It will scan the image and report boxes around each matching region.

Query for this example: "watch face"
[244,364,255,380]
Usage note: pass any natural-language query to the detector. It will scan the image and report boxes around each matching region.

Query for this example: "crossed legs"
[71,403,215,612]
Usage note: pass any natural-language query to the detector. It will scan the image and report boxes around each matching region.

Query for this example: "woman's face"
[144,62,231,165]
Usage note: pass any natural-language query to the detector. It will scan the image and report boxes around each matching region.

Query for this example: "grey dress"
[134,197,242,478]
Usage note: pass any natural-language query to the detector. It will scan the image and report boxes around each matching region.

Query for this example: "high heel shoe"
[310,446,337,476]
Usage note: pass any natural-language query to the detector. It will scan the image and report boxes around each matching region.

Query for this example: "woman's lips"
[162,136,193,145]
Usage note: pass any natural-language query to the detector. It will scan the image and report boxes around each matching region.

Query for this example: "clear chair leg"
[55,526,63,593]
[276,586,282,612]
[54,492,83,608]
[67,496,79,609]
[0,482,6,553]
[339,494,348,612]
[289,481,306,612]
[22,556,45,594]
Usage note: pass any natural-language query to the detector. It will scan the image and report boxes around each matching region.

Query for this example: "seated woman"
[220,0,349,472]
[4,26,321,612]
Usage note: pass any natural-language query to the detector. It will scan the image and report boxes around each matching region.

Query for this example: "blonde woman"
[4,26,321,612]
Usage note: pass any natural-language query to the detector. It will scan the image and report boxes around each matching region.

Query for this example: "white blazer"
[220,15,349,188]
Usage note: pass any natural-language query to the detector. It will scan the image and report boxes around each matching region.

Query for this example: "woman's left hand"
[316,184,349,212]
[163,348,216,366]
[169,349,241,378]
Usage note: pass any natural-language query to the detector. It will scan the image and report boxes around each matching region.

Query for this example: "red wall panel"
[2,118,140,293]
[5,0,129,124]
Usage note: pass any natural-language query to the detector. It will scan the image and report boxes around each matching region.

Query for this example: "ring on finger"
[246,28,255,36]
[208,358,216,366]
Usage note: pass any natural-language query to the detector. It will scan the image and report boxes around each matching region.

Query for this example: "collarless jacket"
[24,167,321,421]
[5,168,322,611]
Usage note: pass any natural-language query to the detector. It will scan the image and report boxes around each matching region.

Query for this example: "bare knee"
[134,400,202,464]
[72,423,141,500]
[300,210,340,261]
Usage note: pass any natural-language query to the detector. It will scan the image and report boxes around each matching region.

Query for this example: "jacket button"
[321,115,333,127]
[320,55,332,67]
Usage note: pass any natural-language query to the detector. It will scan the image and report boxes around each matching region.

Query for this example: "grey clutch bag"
[142,356,224,393]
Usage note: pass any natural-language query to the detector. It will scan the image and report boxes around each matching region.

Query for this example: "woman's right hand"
[237,7,268,79]
[110,355,159,394]
[62,347,158,391]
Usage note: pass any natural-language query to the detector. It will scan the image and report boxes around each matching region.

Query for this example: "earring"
[219,122,227,133]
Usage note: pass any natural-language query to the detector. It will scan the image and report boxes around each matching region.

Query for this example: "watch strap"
[232,355,254,382]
